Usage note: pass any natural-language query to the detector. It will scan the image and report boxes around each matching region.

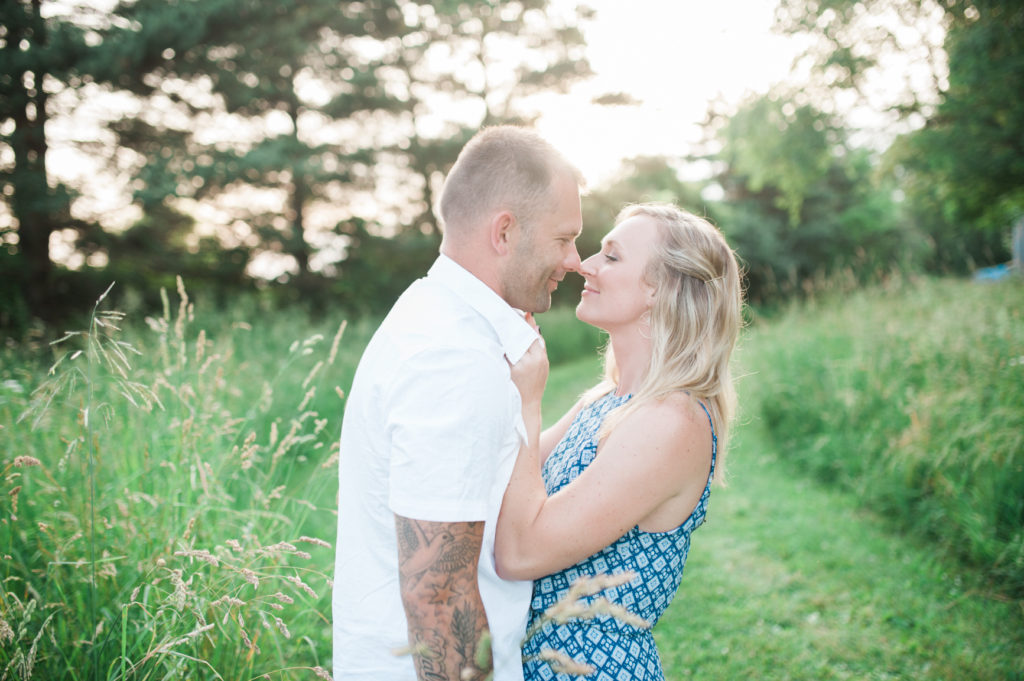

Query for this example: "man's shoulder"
[382,277,499,351]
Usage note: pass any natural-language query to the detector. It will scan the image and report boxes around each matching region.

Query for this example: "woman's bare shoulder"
[631,392,709,434]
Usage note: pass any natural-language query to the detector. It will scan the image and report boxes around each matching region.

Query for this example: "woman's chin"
[575,304,603,331]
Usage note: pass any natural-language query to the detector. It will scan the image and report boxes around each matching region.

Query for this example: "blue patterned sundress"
[521,390,717,681]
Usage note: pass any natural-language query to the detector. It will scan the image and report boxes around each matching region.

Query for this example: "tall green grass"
[742,276,1024,595]
[0,281,361,680]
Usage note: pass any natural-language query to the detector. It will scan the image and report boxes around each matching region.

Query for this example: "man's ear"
[489,211,518,255]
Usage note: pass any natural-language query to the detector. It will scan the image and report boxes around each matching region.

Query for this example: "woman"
[494,202,743,679]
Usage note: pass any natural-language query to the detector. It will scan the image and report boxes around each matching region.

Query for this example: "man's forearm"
[395,516,492,681]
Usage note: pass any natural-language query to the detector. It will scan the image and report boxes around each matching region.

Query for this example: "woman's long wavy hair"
[585,202,744,482]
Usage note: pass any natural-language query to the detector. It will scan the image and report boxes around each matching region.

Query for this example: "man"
[333,126,584,681]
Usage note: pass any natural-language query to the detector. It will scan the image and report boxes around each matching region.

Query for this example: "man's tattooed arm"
[395,515,492,681]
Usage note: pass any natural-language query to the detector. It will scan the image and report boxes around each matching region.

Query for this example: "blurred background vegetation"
[2,0,1022,333]
[1,1,1023,678]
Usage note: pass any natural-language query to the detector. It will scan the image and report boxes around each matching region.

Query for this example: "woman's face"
[576,214,659,333]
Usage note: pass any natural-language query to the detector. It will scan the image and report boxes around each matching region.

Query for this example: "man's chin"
[524,295,552,315]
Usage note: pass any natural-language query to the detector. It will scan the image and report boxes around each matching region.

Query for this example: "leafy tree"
[896,0,1024,269]
[324,0,596,313]
[0,0,289,326]
[774,0,1024,270]
[774,0,948,122]
[700,92,921,302]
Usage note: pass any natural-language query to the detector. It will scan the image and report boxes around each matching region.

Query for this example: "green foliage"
[101,0,411,281]
[327,219,441,317]
[720,96,834,226]
[105,0,594,284]
[747,276,1024,595]
[775,0,1024,271]
[893,1,1024,270]
[701,92,923,303]
[1,0,596,331]
[534,306,604,368]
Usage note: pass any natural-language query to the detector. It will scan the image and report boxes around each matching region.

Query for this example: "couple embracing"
[333,126,743,681]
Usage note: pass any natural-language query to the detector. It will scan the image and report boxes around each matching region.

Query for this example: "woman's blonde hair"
[585,202,744,482]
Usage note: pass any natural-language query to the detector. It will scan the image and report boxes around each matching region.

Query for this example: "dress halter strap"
[695,400,717,480]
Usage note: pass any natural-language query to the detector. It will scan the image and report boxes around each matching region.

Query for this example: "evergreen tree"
[2,0,598,323]
[99,0,595,312]
[102,0,410,288]
[0,0,90,324]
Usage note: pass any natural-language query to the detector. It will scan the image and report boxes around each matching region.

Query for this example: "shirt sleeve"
[384,346,513,523]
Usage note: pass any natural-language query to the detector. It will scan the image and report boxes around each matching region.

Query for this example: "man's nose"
[563,244,582,272]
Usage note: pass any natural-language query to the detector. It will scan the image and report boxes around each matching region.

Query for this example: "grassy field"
[656,413,1024,681]
[0,276,1021,679]
[748,276,1024,596]
[542,360,1024,680]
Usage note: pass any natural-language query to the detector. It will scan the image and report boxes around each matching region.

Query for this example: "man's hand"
[395,516,492,681]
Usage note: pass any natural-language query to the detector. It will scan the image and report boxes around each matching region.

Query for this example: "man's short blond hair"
[437,126,583,236]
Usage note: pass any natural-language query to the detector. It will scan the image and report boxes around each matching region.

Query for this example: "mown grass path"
[544,357,1024,681]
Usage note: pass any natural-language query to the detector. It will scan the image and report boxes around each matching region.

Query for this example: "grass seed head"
[327,320,347,366]
[296,536,331,548]
[537,648,595,676]
[273,616,290,639]
[0,617,13,644]
[287,575,318,598]
[241,568,259,588]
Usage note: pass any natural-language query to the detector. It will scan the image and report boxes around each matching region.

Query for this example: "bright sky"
[536,0,808,185]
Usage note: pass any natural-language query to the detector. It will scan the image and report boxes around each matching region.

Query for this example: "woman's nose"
[579,252,599,276]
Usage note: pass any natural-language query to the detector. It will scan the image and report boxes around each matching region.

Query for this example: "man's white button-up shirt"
[333,254,537,681]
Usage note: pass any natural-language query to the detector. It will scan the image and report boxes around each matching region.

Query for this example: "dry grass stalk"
[326,320,347,366]
[295,536,331,548]
[536,648,595,675]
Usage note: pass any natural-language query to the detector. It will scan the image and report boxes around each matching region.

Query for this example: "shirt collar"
[428,254,540,364]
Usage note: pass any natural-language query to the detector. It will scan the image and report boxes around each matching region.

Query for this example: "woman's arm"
[495,345,712,581]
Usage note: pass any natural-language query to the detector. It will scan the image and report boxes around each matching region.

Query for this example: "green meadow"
[1,275,1021,680]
